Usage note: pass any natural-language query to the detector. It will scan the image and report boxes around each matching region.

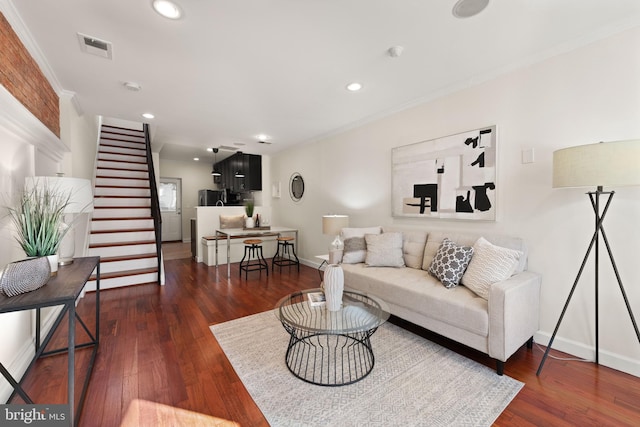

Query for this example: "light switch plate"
[522,148,535,164]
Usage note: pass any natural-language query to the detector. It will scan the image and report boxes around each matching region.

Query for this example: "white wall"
[159,158,215,242]
[270,27,640,376]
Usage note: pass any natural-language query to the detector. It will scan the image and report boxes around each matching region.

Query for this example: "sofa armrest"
[488,270,541,361]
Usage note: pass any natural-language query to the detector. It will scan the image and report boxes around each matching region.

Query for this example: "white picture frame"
[392,126,497,220]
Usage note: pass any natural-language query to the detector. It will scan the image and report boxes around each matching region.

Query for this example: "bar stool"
[272,236,300,272]
[239,239,269,279]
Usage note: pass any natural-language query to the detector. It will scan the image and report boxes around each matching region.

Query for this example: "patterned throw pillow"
[428,238,474,288]
[461,237,523,299]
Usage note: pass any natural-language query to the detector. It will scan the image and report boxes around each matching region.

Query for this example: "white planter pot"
[46,254,59,276]
[323,264,344,311]
[245,217,255,228]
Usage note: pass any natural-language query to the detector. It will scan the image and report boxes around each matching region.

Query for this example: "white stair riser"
[95,187,151,197]
[94,197,151,207]
[99,257,158,273]
[98,152,147,163]
[96,169,149,179]
[97,160,148,171]
[92,207,151,218]
[90,230,156,244]
[88,243,157,257]
[95,177,150,188]
[99,145,146,157]
[99,137,145,147]
[85,272,158,291]
[91,219,154,231]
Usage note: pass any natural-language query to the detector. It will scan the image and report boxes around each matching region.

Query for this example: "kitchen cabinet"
[215,153,262,191]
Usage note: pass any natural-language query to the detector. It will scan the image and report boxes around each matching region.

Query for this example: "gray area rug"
[210,310,523,427]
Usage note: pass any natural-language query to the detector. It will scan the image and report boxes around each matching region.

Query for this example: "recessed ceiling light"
[142,113,155,119]
[256,134,270,141]
[193,157,199,161]
[206,148,213,152]
[452,0,490,18]
[123,81,142,91]
[346,82,363,92]
[152,0,183,20]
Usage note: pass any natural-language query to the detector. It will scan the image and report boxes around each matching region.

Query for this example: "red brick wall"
[0,12,60,137]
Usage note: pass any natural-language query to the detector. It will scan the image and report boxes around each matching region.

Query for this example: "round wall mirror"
[289,173,305,202]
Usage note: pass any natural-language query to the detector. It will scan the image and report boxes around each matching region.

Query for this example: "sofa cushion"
[341,226,382,263]
[422,231,528,274]
[428,238,474,288]
[461,237,523,299]
[365,232,405,267]
[219,214,244,229]
[341,263,489,337]
[402,230,428,269]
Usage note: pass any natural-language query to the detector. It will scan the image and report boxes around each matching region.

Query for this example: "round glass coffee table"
[275,288,389,386]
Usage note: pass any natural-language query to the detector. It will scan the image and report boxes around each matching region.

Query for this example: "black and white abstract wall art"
[392,126,497,220]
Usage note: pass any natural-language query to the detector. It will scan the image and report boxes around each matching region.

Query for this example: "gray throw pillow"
[342,237,367,263]
[428,238,474,288]
[365,232,405,267]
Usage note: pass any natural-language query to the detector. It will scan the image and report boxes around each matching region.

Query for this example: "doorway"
[159,177,182,242]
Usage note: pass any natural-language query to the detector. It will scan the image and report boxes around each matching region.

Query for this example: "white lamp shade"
[322,215,349,235]
[25,176,94,213]
[553,139,640,188]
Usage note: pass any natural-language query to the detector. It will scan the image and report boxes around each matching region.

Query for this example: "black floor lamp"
[537,139,640,376]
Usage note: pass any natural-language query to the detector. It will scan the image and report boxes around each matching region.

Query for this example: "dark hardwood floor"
[11,258,640,426]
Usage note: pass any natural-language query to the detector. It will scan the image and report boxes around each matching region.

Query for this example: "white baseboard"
[534,331,640,377]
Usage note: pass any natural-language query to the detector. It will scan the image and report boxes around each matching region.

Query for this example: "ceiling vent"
[77,33,113,59]
[219,145,239,151]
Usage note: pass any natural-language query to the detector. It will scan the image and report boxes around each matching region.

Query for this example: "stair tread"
[101,125,144,133]
[95,184,150,189]
[90,239,156,248]
[91,266,158,281]
[99,141,146,149]
[95,195,151,199]
[93,206,151,210]
[91,227,155,234]
[98,151,147,158]
[96,175,149,180]
[98,158,148,165]
[96,166,148,172]
[92,216,154,221]
[95,184,151,190]
[98,253,158,263]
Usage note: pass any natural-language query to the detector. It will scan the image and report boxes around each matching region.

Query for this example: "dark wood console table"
[0,256,100,427]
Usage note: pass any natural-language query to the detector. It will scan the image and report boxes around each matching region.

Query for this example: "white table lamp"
[322,215,349,264]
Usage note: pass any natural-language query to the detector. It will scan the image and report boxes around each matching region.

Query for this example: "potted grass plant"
[6,180,71,275]
[244,200,255,228]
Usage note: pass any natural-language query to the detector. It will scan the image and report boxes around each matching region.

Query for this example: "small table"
[0,257,100,427]
[215,226,298,278]
[275,288,389,386]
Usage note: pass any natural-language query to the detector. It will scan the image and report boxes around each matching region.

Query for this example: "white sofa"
[338,227,541,375]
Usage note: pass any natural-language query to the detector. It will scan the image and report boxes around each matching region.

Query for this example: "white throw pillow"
[461,237,523,299]
[365,232,405,267]
[341,227,382,264]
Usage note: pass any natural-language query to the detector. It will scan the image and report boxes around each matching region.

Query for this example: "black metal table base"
[283,326,377,386]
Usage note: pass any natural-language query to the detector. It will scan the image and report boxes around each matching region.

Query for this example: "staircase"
[85,123,162,291]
